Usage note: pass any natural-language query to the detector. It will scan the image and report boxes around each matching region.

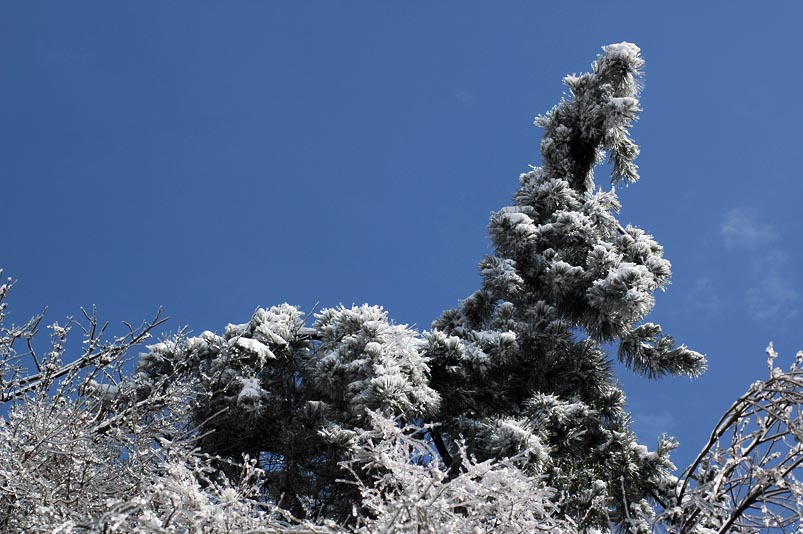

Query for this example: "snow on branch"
[665,344,803,534]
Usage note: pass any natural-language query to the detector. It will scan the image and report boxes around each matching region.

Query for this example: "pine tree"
[424,42,705,530]
[133,303,440,520]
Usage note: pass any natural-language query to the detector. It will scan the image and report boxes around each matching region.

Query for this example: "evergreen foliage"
[133,303,439,520]
[427,41,704,530]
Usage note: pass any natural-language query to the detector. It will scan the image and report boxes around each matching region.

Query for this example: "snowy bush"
[348,411,573,534]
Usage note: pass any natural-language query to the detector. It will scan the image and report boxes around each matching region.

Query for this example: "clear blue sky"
[3,2,803,472]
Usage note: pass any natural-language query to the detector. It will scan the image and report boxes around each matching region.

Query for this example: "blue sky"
[2,2,803,471]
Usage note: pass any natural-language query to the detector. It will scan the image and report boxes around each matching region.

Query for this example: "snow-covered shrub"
[347,411,574,534]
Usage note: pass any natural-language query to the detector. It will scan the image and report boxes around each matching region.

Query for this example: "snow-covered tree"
[424,42,705,530]
[133,303,440,521]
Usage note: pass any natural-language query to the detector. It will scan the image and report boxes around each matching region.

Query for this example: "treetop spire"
[538,41,644,195]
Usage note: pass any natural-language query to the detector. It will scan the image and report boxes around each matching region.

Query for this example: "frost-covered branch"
[0,271,341,533]
[347,411,574,534]
[664,344,803,534]
[0,273,167,404]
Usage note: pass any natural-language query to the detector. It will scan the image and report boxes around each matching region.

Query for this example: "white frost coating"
[253,325,288,346]
[491,208,538,242]
[364,341,382,355]
[146,341,170,354]
[499,331,517,344]
[199,330,222,343]
[234,337,276,360]
[184,336,207,352]
[350,412,570,533]
[225,322,248,338]
[88,380,119,401]
[501,212,534,226]
[311,304,440,419]
[237,377,264,405]
[602,42,641,59]
[609,96,638,110]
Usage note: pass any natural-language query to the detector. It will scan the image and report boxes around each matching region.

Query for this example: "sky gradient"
[3,2,803,471]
